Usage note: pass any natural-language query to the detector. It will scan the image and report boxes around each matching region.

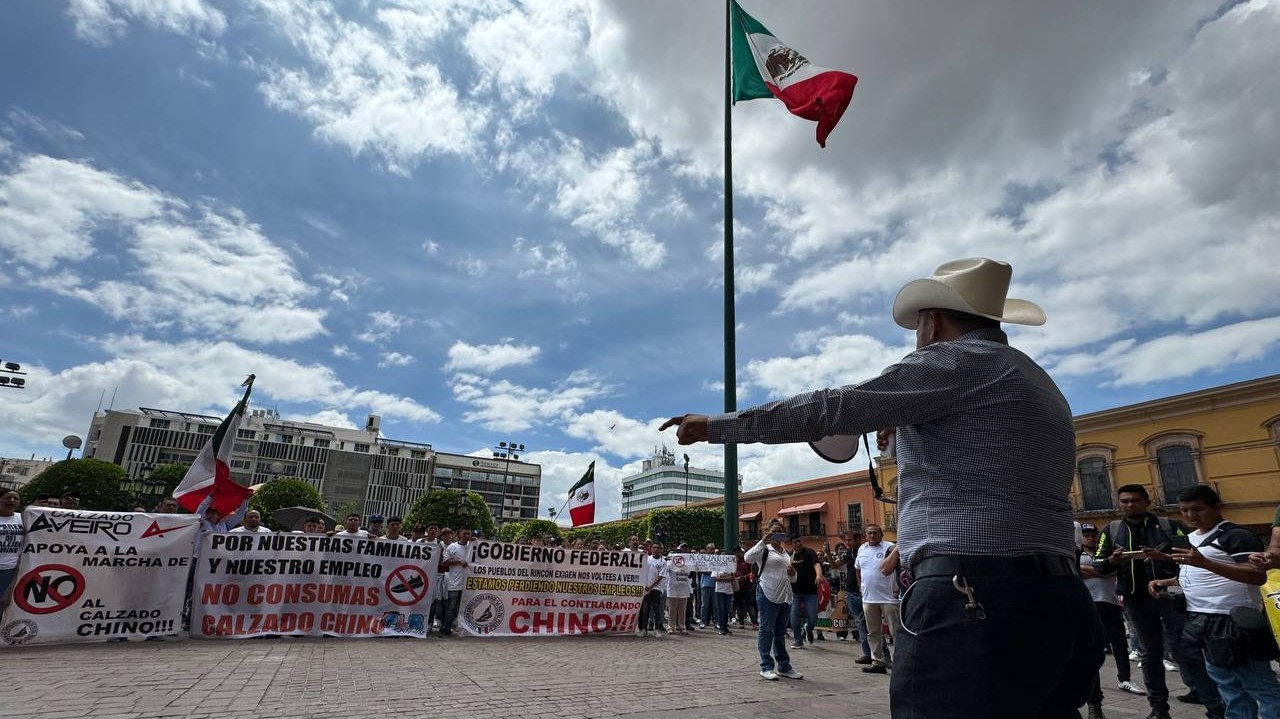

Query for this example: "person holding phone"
[744,519,802,681]
[1093,484,1221,719]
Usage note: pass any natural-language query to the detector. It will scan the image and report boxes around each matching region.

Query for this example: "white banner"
[192,533,440,638]
[668,553,736,574]
[1,508,199,647]
[458,540,644,637]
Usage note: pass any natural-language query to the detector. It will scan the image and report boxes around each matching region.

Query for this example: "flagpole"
[722,0,739,551]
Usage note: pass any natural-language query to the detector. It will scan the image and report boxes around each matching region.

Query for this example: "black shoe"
[718,630,730,635]
[807,629,815,644]
[1144,711,1172,719]
[854,655,873,665]
[861,665,888,674]
[1176,692,1201,704]
[815,632,825,641]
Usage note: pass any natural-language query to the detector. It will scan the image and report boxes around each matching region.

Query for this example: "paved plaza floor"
[9,630,1204,719]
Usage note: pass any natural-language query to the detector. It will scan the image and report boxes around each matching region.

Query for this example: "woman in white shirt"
[663,553,693,635]
[0,489,23,611]
[744,519,803,681]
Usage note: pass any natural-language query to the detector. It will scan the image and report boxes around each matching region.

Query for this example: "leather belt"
[912,554,1078,579]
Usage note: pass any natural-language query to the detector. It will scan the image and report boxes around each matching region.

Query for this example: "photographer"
[744,519,803,681]
[1148,485,1280,718]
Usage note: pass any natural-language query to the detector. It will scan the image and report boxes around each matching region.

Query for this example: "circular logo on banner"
[384,565,430,607]
[1,619,39,645]
[671,555,685,568]
[462,593,505,635]
[14,564,85,615]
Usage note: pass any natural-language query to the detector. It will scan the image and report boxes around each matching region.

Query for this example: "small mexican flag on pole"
[566,461,596,527]
[173,375,257,517]
[731,0,858,147]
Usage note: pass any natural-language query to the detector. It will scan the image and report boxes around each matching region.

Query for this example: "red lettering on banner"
[510,611,530,634]
[201,584,239,605]
[568,613,589,634]
[534,611,555,634]
[591,614,612,633]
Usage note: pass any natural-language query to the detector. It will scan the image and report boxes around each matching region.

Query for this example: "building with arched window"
[875,373,1280,535]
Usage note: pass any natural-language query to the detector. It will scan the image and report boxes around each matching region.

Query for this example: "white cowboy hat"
[891,257,1045,330]
[807,258,1044,463]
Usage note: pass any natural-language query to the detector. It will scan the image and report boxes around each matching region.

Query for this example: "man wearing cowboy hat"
[661,258,1103,718]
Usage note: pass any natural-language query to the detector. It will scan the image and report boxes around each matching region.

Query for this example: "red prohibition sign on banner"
[385,565,430,607]
[14,564,86,615]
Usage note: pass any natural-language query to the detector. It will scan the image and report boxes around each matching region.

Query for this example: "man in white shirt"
[855,524,900,674]
[229,510,272,534]
[744,519,803,681]
[639,542,666,637]
[335,513,369,538]
[381,517,404,541]
[438,528,471,637]
[1151,485,1280,719]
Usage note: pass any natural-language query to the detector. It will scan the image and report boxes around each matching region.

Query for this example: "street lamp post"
[0,360,26,391]
[621,484,633,519]
[682,453,690,507]
[492,440,527,527]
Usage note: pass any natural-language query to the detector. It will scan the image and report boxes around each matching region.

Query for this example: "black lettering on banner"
[15,564,86,614]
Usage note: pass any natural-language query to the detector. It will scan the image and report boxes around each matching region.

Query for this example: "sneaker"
[1175,692,1200,704]
[807,629,815,644]
[1162,659,1177,672]
[1117,680,1145,695]
[759,669,779,681]
[641,630,650,638]
[854,655,873,665]
[1087,703,1106,719]
[861,665,888,674]
[790,642,805,649]
[1128,650,1142,661]
[776,668,804,680]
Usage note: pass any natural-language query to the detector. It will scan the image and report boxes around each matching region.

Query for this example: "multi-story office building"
[0,457,57,491]
[83,407,541,524]
[621,446,740,518]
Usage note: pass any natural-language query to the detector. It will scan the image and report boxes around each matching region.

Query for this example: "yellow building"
[878,373,1280,536]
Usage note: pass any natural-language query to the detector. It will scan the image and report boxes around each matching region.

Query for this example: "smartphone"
[1119,550,1147,559]
[767,532,787,543]
[1170,536,1192,551]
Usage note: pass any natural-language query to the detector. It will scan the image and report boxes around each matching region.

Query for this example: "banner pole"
[723,0,739,551]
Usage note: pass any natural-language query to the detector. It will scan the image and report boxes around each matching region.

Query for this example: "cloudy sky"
[2,0,1277,522]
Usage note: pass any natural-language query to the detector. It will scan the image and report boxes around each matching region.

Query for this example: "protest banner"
[193,533,439,638]
[667,553,736,574]
[1,508,199,647]
[458,540,644,637]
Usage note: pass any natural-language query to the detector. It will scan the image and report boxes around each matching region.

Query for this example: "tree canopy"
[404,489,495,537]
[18,459,125,510]
[248,479,326,531]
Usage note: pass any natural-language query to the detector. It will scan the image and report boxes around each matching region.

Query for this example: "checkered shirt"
[707,328,1078,569]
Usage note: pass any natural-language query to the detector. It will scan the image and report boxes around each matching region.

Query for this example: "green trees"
[517,518,562,542]
[248,479,326,530]
[145,463,189,498]
[404,489,496,537]
[18,459,125,510]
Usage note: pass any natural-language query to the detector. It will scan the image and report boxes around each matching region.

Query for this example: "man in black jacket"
[1093,484,1222,719]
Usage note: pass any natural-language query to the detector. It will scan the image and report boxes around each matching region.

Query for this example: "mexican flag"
[731,0,858,147]
[173,376,256,517]
[567,461,596,527]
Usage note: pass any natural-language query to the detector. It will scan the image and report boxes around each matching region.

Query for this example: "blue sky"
[2,0,1278,522]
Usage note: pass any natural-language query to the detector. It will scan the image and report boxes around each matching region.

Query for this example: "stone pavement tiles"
[6,631,1203,719]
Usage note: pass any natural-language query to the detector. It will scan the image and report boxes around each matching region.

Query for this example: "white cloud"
[445,341,541,373]
[67,0,226,46]
[421,239,440,255]
[331,344,357,359]
[356,310,412,344]
[450,372,604,432]
[743,333,913,398]
[6,108,86,144]
[0,154,167,268]
[289,409,358,429]
[250,0,489,174]
[463,1,591,112]
[1052,316,1280,387]
[378,351,415,368]
[0,335,440,452]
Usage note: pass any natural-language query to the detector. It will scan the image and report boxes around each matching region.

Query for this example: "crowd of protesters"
[3,484,1280,719]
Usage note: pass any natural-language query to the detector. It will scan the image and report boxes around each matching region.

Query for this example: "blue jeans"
[1204,658,1280,719]
[790,592,818,644]
[714,592,733,631]
[756,588,793,673]
[440,590,462,635]
[699,585,715,624]
[848,590,872,657]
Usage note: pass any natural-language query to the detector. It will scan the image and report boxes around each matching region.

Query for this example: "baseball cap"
[369,514,384,522]
[1080,522,1098,532]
